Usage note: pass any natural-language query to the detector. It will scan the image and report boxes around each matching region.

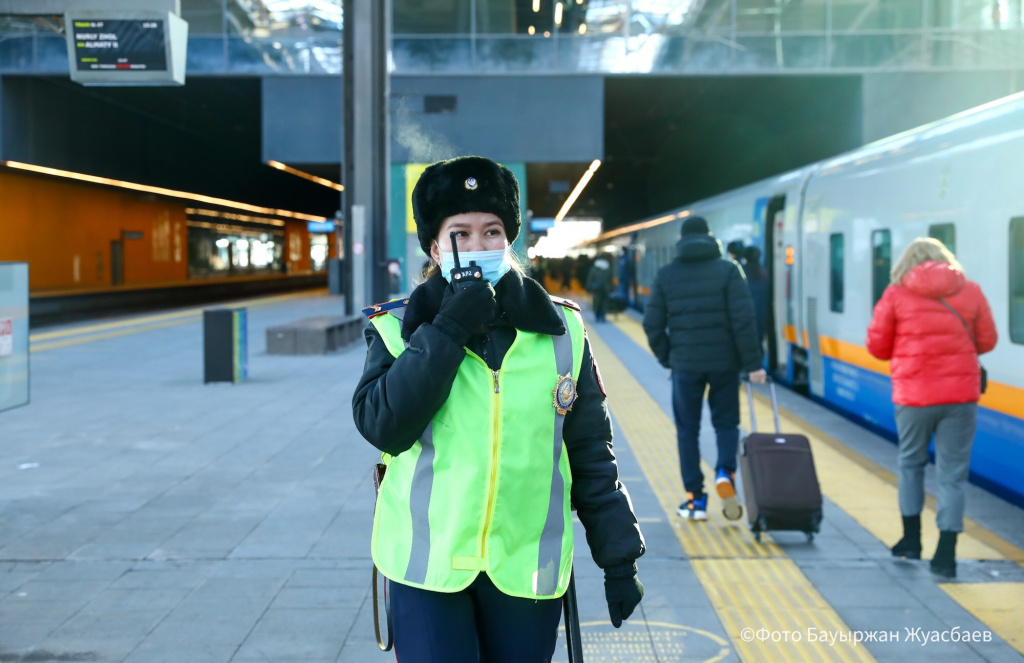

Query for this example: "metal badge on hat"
[465,177,478,190]
[553,373,577,415]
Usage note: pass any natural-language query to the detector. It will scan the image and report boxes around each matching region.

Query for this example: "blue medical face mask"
[437,246,512,285]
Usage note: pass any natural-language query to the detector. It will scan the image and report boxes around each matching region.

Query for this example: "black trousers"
[671,370,741,495]
[390,572,563,663]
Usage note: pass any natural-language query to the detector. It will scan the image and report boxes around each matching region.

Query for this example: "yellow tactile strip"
[743,393,1006,562]
[608,310,1024,655]
[697,559,871,663]
[939,583,1024,656]
[29,289,324,352]
[586,322,874,663]
[612,310,1020,563]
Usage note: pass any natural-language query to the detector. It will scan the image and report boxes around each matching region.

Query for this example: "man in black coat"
[642,216,766,522]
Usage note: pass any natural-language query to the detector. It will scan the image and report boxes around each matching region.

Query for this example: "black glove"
[604,563,644,628]
[432,281,497,344]
[658,357,671,370]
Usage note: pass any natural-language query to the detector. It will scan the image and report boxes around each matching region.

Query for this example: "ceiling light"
[554,2,563,26]
[554,159,601,223]
[267,160,344,191]
[1,160,326,222]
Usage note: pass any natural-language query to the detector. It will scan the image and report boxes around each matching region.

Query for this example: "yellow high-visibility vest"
[369,302,584,599]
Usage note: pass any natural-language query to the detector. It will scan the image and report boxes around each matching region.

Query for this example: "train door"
[763,195,786,372]
[110,240,124,286]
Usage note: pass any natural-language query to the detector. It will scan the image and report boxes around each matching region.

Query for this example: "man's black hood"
[401,269,566,342]
[675,235,723,263]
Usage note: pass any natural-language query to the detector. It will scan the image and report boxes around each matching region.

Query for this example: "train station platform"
[2,290,1023,663]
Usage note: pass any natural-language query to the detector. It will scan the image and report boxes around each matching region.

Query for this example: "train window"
[872,229,891,307]
[1011,218,1024,344]
[830,233,844,312]
[929,223,956,254]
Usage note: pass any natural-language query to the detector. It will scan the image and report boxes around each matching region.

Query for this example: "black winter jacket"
[352,270,645,572]
[642,235,763,373]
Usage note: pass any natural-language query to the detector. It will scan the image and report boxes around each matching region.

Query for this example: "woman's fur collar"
[401,270,566,341]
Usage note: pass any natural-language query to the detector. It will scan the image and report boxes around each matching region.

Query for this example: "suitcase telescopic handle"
[744,376,781,434]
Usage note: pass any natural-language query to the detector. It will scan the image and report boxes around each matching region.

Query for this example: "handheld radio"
[448,231,484,291]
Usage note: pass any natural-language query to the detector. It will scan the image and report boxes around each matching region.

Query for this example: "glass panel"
[394,0,471,34]
[735,1,825,31]
[226,0,342,38]
[872,229,891,307]
[830,233,844,313]
[928,223,956,255]
[476,0,519,34]
[181,0,225,35]
[930,0,1012,28]
[831,0,924,30]
[1010,217,1024,344]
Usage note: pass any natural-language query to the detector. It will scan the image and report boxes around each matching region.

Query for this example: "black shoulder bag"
[938,298,987,394]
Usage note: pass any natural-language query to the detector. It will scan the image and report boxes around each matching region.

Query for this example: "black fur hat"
[412,155,521,254]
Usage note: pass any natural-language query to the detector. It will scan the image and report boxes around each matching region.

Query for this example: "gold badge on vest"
[552,373,578,415]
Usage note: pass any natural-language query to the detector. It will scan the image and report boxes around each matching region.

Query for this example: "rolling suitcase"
[739,379,823,542]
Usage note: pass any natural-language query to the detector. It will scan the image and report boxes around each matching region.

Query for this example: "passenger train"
[584,92,1024,507]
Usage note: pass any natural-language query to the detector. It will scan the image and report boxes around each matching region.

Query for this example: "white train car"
[588,93,1024,505]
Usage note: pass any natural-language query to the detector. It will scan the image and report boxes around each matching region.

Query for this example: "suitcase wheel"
[805,531,815,543]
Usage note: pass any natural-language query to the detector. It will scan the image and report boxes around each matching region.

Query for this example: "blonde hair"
[890,237,961,285]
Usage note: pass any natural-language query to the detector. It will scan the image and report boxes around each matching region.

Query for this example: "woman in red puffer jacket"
[867,237,997,579]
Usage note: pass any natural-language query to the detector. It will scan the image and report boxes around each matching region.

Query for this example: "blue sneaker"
[716,468,743,521]
[677,492,708,521]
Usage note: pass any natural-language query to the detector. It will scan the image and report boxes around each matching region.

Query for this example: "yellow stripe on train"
[782,326,1023,421]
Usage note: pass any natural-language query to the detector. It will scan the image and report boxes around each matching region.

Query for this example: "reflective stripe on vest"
[368,305,585,599]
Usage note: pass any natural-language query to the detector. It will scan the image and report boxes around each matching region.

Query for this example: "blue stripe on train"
[819,355,1024,508]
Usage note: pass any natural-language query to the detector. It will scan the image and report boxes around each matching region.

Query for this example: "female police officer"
[352,156,645,663]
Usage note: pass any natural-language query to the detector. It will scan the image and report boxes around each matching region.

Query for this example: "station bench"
[266,315,365,355]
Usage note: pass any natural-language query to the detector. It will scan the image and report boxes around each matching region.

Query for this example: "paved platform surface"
[2,291,1022,662]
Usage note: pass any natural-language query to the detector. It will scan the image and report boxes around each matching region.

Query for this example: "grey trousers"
[894,402,977,533]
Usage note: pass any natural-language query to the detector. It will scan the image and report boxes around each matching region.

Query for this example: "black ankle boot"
[891,514,922,559]
[931,531,958,578]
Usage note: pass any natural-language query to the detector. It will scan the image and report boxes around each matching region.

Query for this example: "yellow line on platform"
[745,394,1009,562]
[585,321,873,663]
[31,319,199,352]
[610,312,1021,563]
[939,583,1024,656]
[609,310,1024,651]
[29,289,327,352]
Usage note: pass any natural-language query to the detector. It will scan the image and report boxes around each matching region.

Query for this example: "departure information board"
[71,18,167,71]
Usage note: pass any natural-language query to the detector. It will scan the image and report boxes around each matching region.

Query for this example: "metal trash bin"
[203,308,247,383]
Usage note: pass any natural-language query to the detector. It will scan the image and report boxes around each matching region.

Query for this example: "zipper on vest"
[481,368,501,559]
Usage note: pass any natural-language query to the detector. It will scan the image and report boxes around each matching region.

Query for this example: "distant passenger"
[744,245,769,349]
[352,155,645,662]
[560,257,573,290]
[616,247,632,304]
[726,240,746,265]
[642,216,766,523]
[867,237,997,579]
[586,256,614,322]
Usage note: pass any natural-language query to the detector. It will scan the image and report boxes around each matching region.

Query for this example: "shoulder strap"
[549,295,582,312]
[362,298,411,320]
[938,298,976,350]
